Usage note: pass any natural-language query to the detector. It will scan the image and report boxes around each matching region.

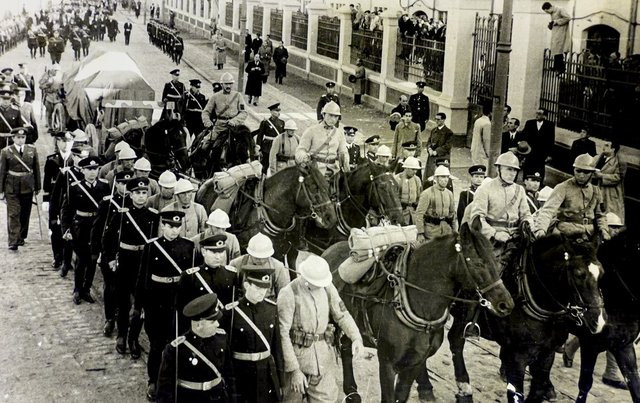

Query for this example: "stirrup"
[463,321,481,340]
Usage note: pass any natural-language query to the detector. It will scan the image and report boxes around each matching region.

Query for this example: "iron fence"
[469,14,501,107]
[540,49,640,147]
[270,9,283,42]
[291,11,308,50]
[224,2,233,26]
[317,16,340,60]
[252,6,263,35]
[350,29,383,72]
[394,31,445,91]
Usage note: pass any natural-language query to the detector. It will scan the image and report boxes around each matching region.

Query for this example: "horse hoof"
[455,393,473,403]
[419,389,436,402]
[344,392,362,403]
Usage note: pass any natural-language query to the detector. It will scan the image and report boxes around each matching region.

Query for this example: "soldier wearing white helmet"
[394,156,423,225]
[161,179,208,238]
[105,147,137,188]
[229,232,290,300]
[534,153,608,240]
[277,254,363,402]
[191,208,241,261]
[469,152,533,267]
[146,170,177,211]
[201,72,247,136]
[375,144,392,167]
[295,101,349,177]
[415,165,457,241]
[133,157,159,196]
[99,141,131,179]
[269,119,300,174]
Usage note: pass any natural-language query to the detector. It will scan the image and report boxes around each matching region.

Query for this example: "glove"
[494,231,510,243]
[108,260,117,271]
[42,201,49,212]
[548,21,554,30]
[601,230,611,242]
[62,229,73,241]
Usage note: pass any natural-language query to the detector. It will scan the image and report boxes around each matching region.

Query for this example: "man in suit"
[123,20,133,45]
[424,112,453,178]
[501,118,524,153]
[0,128,41,250]
[521,108,555,183]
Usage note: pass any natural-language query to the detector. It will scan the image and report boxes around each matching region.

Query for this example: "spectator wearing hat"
[593,139,626,223]
[569,126,596,163]
[394,156,423,225]
[501,118,524,154]
[344,126,361,170]
[364,135,380,162]
[277,254,363,402]
[316,81,340,121]
[258,37,273,84]
[408,81,430,131]
[0,85,21,149]
[60,156,110,304]
[184,79,208,138]
[352,58,366,106]
[0,127,41,251]
[191,209,241,262]
[103,177,159,358]
[223,265,283,403]
[229,233,290,301]
[156,293,230,403]
[134,209,195,401]
[213,32,226,70]
[245,53,266,106]
[392,111,421,159]
[161,69,185,116]
[415,165,457,241]
[99,141,132,178]
[162,178,207,239]
[389,95,411,131]
[471,103,492,166]
[273,40,289,84]
[269,119,300,174]
[105,146,137,188]
[256,103,285,174]
[134,157,159,196]
[147,170,177,211]
[523,172,543,213]
[456,165,486,226]
[425,112,453,178]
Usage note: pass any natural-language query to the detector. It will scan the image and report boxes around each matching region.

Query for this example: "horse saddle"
[216,177,259,231]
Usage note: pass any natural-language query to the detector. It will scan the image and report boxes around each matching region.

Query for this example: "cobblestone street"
[0,7,633,403]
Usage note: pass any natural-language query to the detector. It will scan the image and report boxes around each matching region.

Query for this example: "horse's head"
[598,228,640,314]
[533,234,606,334]
[345,161,403,224]
[456,219,514,317]
[292,162,337,229]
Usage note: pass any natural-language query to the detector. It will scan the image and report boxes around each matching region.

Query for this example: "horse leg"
[612,344,640,403]
[502,348,526,403]
[575,345,599,403]
[378,356,397,403]
[415,365,436,401]
[339,334,361,403]
[396,362,426,403]
[526,349,556,403]
[448,316,473,402]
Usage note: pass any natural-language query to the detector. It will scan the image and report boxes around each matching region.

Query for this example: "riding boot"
[128,311,144,359]
[295,219,309,252]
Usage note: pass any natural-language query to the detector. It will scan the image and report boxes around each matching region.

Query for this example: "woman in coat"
[245,54,266,106]
[594,140,626,223]
[213,32,226,70]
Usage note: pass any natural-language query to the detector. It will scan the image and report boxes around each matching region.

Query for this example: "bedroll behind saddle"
[210,161,262,215]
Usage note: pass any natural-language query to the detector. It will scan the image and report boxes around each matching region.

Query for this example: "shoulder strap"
[188,92,204,110]
[182,339,222,379]
[8,148,33,173]
[0,110,14,131]
[233,302,271,352]
[265,118,281,137]
[216,92,239,118]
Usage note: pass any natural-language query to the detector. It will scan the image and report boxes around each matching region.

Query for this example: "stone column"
[263,1,277,37]
[232,0,240,30]
[337,4,352,84]
[379,9,401,104]
[246,1,256,35]
[306,1,327,56]
[281,0,299,46]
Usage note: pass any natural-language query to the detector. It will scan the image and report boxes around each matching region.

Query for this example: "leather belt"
[186,108,203,112]
[177,378,222,391]
[263,136,276,141]
[561,216,592,225]
[8,170,30,177]
[76,210,97,217]
[486,218,518,228]
[166,94,182,98]
[151,274,181,283]
[276,155,295,162]
[424,215,452,225]
[401,202,417,208]
[119,242,145,251]
[232,351,271,361]
[314,156,337,164]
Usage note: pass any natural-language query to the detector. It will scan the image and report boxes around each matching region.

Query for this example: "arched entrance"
[584,25,620,59]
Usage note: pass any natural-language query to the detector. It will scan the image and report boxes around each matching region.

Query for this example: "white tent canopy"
[75,51,148,84]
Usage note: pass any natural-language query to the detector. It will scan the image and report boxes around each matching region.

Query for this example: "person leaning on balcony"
[542,2,571,74]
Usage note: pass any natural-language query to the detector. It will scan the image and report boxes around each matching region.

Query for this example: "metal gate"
[252,6,263,35]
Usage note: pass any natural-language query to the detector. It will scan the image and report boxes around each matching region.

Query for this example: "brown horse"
[322,221,514,403]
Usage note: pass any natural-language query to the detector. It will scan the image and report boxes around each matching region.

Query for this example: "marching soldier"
[344,127,361,170]
[80,28,90,57]
[48,29,65,64]
[99,141,132,179]
[156,293,230,403]
[70,26,82,61]
[0,86,22,149]
[133,210,195,401]
[183,79,207,137]
[315,81,340,121]
[147,170,177,211]
[38,64,61,131]
[133,157,159,196]
[256,103,285,174]
[415,165,457,242]
[60,156,110,304]
[394,156,422,225]
[103,177,159,359]
[105,147,137,188]
[191,209,242,262]
[13,63,36,103]
[295,101,350,177]
[269,119,299,174]
[161,179,208,239]
[123,20,132,45]
[456,165,486,226]
[162,69,185,117]
[224,265,283,403]
[0,128,41,251]
[409,81,430,131]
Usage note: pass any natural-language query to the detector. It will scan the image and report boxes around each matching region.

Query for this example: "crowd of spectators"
[398,12,446,42]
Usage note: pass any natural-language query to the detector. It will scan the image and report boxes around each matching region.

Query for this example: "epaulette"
[103,195,112,201]
[26,144,35,148]
[10,105,19,110]
[118,207,129,213]
[223,265,237,273]
[170,335,186,347]
[147,237,159,243]
[185,266,200,275]
[148,207,158,214]
[216,328,226,335]
[264,298,276,306]
[71,181,79,186]
[98,178,109,184]
[225,301,239,310]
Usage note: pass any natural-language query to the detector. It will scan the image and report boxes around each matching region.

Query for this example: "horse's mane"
[533,233,597,261]
[300,163,330,194]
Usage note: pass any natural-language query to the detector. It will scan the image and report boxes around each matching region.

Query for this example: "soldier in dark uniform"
[364,134,380,162]
[183,79,207,137]
[70,26,82,61]
[255,103,284,174]
[316,82,340,121]
[0,86,22,149]
[456,164,485,226]
[123,20,132,45]
[60,156,110,304]
[523,171,542,214]
[0,128,41,250]
[103,177,159,358]
[94,170,132,337]
[13,63,36,103]
[177,234,239,333]
[344,126,361,170]
[156,293,230,403]
[80,28,91,57]
[47,29,65,64]
[408,81,430,131]
[161,69,185,117]
[173,34,184,65]
[224,265,283,403]
[133,210,195,401]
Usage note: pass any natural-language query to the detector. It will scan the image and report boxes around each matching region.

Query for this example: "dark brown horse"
[188,124,253,180]
[195,163,337,250]
[322,221,514,403]
[431,232,606,403]
[143,117,189,180]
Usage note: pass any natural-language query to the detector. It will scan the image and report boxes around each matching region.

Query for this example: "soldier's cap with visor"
[325,81,336,88]
[402,141,417,151]
[468,164,486,176]
[573,154,597,171]
[242,264,274,289]
[127,177,150,192]
[343,126,358,136]
[212,82,223,92]
[10,127,28,137]
[416,81,426,88]
[188,79,201,88]
[0,87,12,98]
[133,157,152,171]
[170,69,180,76]
[364,135,380,145]
[71,146,90,158]
[78,156,102,168]
[174,178,195,194]
[160,210,185,226]
[494,151,520,170]
[158,170,177,188]
[200,234,227,252]
[72,129,88,143]
[115,170,134,183]
[1,67,13,75]
[183,293,223,321]
[53,130,75,142]
[267,103,281,111]
[435,157,450,167]
[524,172,542,182]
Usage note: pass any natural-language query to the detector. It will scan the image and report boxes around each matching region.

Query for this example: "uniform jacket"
[202,90,247,128]
[229,255,291,301]
[346,143,361,169]
[60,179,110,233]
[525,190,541,214]
[0,144,41,194]
[408,92,429,123]
[47,36,65,53]
[146,193,176,212]
[184,90,207,114]
[92,192,127,254]
[162,201,208,239]
[269,133,299,173]
[102,202,160,262]
[19,103,39,144]
[457,186,477,226]
[42,152,73,203]
[295,122,349,174]
[49,165,82,222]
[392,121,422,158]
[594,153,626,222]
[415,184,456,234]
[427,125,453,157]
[162,79,185,104]
[12,73,35,103]
[394,172,422,205]
[178,264,239,314]
[315,93,340,121]
[0,105,21,148]
[256,117,285,155]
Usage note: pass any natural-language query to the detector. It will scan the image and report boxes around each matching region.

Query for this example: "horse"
[143,117,189,180]
[321,220,515,403]
[426,231,606,403]
[195,162,337,251]
[571,228,640,402]
[189,124,253,180]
